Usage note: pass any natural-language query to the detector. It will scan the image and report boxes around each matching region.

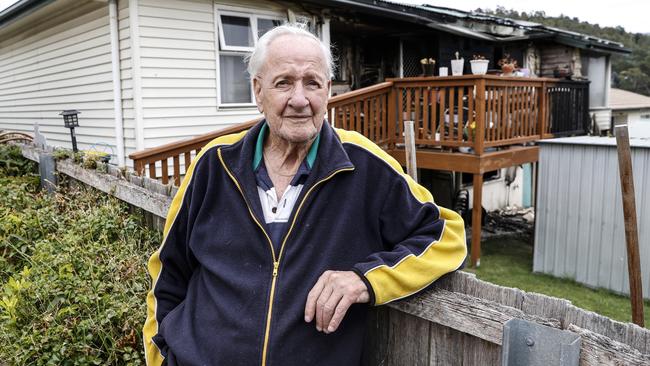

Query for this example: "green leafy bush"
[0,146,161,365]
[0,145,37,177]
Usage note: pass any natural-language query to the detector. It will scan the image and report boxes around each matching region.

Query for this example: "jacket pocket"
[158,300,186,340]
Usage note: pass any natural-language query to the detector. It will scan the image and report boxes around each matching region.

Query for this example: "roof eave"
[553,35,631,55]
[0,0,54,30]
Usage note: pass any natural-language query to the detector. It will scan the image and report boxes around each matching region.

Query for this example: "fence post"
[404,120,417,181]
[614,121,645,327]
[38,152,57,194]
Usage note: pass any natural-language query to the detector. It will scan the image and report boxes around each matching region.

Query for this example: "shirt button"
[271,207,277,213]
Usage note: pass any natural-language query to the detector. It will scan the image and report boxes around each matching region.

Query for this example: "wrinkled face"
[253,34,331,144]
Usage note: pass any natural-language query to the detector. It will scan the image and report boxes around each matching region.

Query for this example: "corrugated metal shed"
[534,136,650,300]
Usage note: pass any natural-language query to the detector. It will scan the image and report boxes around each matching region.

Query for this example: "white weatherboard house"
[610,88,650,138]
[0,0,324,166]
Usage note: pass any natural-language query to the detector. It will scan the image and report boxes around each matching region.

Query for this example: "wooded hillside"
[479,7,650,96]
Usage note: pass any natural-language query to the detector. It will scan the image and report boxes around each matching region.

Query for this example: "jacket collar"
[220,119,354,183]
[219,120,355,219]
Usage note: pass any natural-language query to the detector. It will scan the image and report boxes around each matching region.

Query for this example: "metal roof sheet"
[539,135,650,149]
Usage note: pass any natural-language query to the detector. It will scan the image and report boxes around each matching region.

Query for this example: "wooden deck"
[129,75,589,267]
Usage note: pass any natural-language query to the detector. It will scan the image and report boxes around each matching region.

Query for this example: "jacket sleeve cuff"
[352,267,376,306]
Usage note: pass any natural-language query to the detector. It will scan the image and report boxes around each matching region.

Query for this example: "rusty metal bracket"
[501,318,581,366]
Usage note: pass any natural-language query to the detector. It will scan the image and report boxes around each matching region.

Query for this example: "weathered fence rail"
[18,142,650,365]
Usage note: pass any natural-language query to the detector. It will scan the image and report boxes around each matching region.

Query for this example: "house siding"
[534,138,650,300]
[0,6,116,152]
[135,0,263,150]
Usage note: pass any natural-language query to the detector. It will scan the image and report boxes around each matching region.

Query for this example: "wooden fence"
[367,271,650,365]
[19,143,650,365]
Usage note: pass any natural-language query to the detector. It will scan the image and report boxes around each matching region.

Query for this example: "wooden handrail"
[129,118,261,162]
[328,81,393,104]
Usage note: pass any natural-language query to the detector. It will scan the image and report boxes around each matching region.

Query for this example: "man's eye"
[306,80,321,89]
[275,80,290,88]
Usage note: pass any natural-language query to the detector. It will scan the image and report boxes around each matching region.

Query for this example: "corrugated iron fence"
[534,137,650,300]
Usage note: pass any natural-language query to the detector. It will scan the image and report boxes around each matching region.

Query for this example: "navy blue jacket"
[143,121,467,366]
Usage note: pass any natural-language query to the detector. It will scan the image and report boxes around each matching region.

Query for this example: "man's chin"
[280,128,319,145]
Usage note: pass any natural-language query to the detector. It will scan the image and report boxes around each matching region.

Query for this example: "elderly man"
[143,24,466,366]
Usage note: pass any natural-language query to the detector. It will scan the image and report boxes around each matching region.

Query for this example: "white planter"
[451,59,464,76]
[470,59,489,75]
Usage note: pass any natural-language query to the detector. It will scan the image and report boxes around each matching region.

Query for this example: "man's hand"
[304,270,370,334]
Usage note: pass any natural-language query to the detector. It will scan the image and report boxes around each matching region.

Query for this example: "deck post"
[470,172,484,267]
[134,160,144,176]
[387,86,397,149]
[539,81,548,138]
[474,78,486,155]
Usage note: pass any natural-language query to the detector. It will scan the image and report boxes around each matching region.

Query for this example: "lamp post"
[60,110,80,152]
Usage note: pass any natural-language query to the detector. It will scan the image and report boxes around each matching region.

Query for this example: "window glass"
[221,15,253,47]
[257,18,283,38]
[219,54,251,103]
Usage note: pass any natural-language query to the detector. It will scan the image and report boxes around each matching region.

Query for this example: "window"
[216,10,284,106]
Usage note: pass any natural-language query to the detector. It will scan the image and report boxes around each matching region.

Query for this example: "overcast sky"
[1,0,648,34]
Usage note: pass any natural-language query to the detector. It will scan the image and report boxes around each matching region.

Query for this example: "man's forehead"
[261,35,328,77]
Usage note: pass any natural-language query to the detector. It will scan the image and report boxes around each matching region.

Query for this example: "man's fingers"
[304,270,370,333]
[304,274,328,322]
[320,290,343,333]
[326,295,354,333]
[315,284,333,331]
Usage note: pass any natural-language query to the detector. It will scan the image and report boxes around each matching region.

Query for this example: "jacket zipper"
[218,148,353,366]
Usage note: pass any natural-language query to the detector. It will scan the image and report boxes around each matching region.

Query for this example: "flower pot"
[421,63,435,76]
[451,59,464,76]
[470,59,489,75]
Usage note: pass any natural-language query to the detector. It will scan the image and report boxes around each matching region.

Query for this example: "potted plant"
[498,54,517,76]
[470,54,489,75]
[451,51,464,76]
[420,57,436,76]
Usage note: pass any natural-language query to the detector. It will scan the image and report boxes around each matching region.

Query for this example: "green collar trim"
[252,122,320,170]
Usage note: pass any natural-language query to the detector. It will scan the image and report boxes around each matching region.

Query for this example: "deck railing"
[129,75,586,184]
[547,80,590,136]
[129,118,260,184]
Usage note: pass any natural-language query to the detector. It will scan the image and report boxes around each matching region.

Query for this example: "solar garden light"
[60,110,80,152]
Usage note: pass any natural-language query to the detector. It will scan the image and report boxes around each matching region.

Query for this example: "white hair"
[246,23,334,80]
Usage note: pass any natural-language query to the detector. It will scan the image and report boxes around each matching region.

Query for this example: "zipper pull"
[272,261,279,277]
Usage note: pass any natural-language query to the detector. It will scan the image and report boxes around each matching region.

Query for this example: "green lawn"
[464,236,650,328]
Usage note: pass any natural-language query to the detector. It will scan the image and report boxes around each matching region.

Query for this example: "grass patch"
[464,237,650,328]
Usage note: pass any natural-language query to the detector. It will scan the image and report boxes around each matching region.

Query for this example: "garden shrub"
[0,144,36,177]
[0,145,161,365]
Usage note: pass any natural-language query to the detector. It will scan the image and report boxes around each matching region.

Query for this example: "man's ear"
[253,78,263,113]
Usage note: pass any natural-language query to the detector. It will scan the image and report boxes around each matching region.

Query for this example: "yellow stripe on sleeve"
[365,206,466,305]
[143,130,248,365]
[334,128,467,305]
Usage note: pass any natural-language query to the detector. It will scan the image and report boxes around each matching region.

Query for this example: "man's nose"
[288,83,310,109]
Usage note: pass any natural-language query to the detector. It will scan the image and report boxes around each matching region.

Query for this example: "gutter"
[108,0,125,167]
[0,0,54,29]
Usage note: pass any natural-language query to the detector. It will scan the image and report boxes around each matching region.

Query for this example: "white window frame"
[214,6,285,108]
